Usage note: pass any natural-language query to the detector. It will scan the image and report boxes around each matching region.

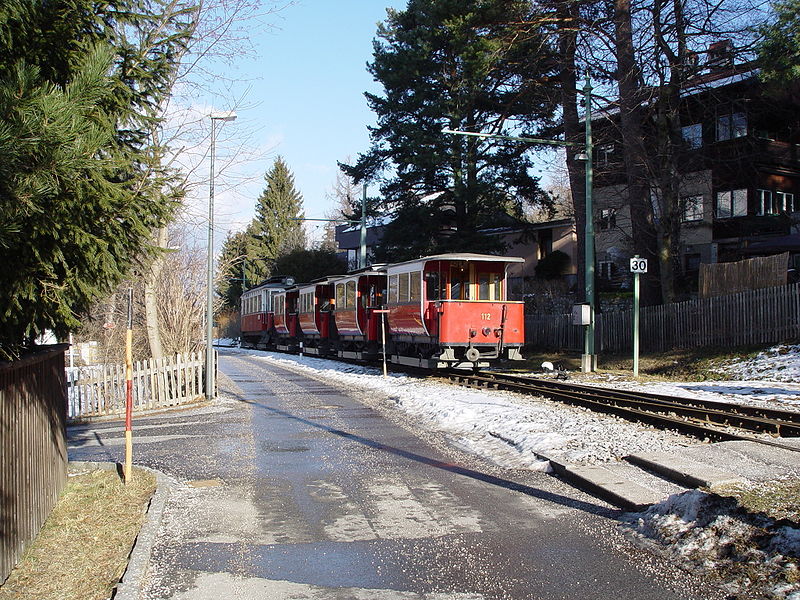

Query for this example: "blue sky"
[206,0,407,245]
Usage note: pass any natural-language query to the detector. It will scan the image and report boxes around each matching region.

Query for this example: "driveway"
[68,351,721,599]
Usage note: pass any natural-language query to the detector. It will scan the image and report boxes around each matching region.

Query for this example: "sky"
[192,0,408,249]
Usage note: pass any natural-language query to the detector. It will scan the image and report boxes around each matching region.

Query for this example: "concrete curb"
[69,461,172,600]
[533,452,662,512]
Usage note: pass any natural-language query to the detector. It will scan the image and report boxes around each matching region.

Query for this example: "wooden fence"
[1,345,68,583]
[526,283,800,353]
[67,352,207,420]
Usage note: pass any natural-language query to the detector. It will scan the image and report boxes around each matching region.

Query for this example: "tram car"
[240,276,295,349]
[238,253,525,370]
[297,277,337,356]
[330,265,387,361]
[272,286,301,352]
[384,253,524,369]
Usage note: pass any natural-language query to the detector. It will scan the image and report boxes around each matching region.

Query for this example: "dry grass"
[512,345,766,382]
[714,479,800,522]
[0,466,156,600]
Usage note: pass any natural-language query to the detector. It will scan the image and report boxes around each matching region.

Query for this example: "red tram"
[239,253,524,370]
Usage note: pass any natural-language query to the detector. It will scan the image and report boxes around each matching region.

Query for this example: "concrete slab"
[693,441,800,480]
[537,453,669,511]
[625,452,743,490]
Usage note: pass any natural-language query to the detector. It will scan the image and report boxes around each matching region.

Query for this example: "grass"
[0,466,156,600]
[510,345,768,382]
[713,479,800,523]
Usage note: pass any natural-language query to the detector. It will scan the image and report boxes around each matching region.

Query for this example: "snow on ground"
[627,491,800,600]
[551,343,800,412]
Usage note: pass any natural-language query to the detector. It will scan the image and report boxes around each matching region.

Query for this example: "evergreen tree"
[342,0,558,261]
[273,248,347,284]
[0,1,192,355]
[217,230,250,310]
[759,0,800,84]
[248,156,306,280]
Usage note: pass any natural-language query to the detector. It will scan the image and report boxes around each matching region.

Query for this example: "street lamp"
[443,77,597,372]
[206,110,236,402]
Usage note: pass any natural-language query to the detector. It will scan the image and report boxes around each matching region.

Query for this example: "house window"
[757,190,796,215]
[715,189,747,218]
[598,208,616,230]
[685,254,701,273]
[716,111,747,141]
[682,195,704,222]
[537,229,553,259]
[681,124,703,149]
[757,189,774,215]
[777,192,796,213]
[598,261,615,280]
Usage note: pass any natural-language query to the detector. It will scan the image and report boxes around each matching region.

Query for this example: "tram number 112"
[480,313,492,321]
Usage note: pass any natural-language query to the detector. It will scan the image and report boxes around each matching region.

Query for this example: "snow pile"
[629,490,800,599]
[227,349,694,467]
[719,344,800,383]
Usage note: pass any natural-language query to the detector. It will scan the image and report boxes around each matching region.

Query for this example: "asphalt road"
[68,351,722,599]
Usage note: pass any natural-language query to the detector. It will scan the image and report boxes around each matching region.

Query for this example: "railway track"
[444,370,800,452]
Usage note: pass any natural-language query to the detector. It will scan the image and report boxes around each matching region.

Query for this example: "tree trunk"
[556,0,586,298]
[144,226,167,359]
[614,0,661,304]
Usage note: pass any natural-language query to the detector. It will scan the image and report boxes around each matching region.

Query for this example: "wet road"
[68,350,721,599]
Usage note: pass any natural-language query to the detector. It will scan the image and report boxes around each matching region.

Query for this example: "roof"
[386,253,525,270]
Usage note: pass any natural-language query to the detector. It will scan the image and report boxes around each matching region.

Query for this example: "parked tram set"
[239,253,525,370]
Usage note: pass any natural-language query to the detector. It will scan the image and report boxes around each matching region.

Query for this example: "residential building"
[591,43,800,293]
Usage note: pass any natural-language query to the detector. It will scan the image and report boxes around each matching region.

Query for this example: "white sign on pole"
[630,257,648,273]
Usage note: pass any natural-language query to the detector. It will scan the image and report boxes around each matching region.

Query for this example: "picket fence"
[67,351,207,420]
[525,283,800,353]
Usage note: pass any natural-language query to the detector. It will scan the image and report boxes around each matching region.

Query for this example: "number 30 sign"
[630,257,648,273]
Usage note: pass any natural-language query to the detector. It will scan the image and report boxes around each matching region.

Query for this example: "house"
[591,42,800,292]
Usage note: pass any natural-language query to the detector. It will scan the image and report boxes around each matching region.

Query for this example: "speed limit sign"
[630,257,648,273]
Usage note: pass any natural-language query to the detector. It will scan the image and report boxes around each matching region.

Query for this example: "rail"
[444,371,800,450]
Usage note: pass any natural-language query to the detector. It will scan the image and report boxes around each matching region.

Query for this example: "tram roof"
[386,253,524,270]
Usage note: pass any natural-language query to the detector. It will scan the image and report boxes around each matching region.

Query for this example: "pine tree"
[759,0,800,84]
[0,1,192,355]
[248,157,306,280]
[342,0,558,261]
[217,231,250,310]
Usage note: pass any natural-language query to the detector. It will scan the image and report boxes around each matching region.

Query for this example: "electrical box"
[572,304,591,326]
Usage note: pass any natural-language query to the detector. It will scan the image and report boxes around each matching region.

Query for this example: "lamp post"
[206,110,236,402]
[577,77,596,372]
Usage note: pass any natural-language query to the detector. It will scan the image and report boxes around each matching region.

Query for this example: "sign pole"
[629,255,647,378]
[124,287,134,483]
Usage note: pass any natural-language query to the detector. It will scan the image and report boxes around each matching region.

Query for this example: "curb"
[533,452,659,512]
[69,461,173,600]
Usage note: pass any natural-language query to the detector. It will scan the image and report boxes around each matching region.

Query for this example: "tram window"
[450,267,470,300]
[478,274,490,301]
[336,283,345,309]
[346,280,356,309]
[425,272,441,300]
[492,273,502,300]
[398,272,409,302]
[388,275,398,304]
[410,272,421,302]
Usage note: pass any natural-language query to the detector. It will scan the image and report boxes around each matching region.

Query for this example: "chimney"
[706,40,733,72]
